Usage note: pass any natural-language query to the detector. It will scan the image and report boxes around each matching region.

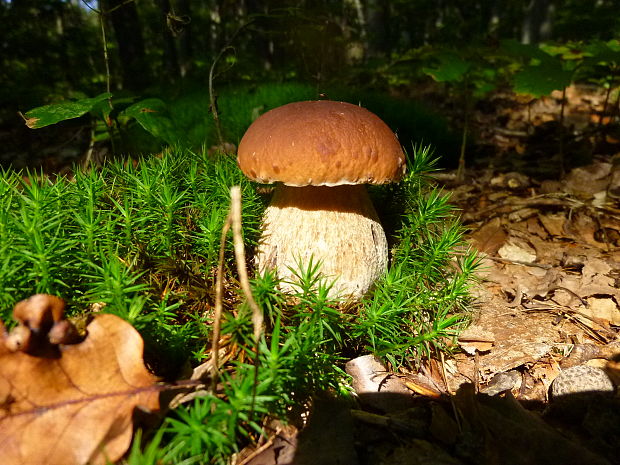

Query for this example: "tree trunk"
[366,0,392,57]
[177,0,192,77]
[245,0,274,70]
[157,0,180,82]
[102,0,150,91]
[521,0,555,44]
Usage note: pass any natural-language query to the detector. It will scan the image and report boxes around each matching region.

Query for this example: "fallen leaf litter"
[0,295,160,465]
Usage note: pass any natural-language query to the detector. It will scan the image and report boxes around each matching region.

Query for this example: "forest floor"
[3,83,620,464]
[237,86,620,465]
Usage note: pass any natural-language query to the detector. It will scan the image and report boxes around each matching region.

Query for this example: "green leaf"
[422,52,471,83]
[583,40,620,65]
[472,80,497,98]
[500,39,550,62]
[512,60,574,97]
[23,93,112,129]
[540,43,585,60]
[121,99,180,146]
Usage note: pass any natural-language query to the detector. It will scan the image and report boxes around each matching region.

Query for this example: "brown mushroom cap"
[237,100,406,186]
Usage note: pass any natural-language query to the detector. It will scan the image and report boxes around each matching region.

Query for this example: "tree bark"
[102,0,150,91]
[245,0,274,70]
[521,0,555,44]
[176,0,192,77]
[366,0,392,57]
[157,0,180,82]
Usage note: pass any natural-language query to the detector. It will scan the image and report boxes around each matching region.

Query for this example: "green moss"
[0,143,477,463]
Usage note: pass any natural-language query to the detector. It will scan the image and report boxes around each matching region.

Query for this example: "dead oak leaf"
[469,217,507,255]
[0,313,160,465]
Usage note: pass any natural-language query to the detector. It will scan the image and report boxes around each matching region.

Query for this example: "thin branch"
[80,0,99,14]
[558,86,567,178]
[210,210,231,392]
[81,0,137,15]
[207,19,254,149]
[210,186,263,413]
[230,186,263,418]
[230,186,263,344]
[208,45,234,147]
[98,14,113,111]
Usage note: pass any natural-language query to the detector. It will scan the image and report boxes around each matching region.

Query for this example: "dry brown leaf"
[5,295,83,354]
[567,211,601,246]
[581,297,620,325]
[0,313,160,465]
[454,384,611,465]
[563,162,612,196]
[404,380,442,398]
[605,359,620,386]
[24,117,39,129]
[498,238,537,262]
[459,340,494,355]
[458,325,495,355]
[525,216,549,239]
[538,212,566,237]
[469,217,507,255]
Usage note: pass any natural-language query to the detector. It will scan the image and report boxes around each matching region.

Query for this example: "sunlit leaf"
[0,310,160,465]
[23,93,112,129]
[512,61,574,97]
[121,98,181,146]
[422,52,471,83]
[540,43,585,60]
[584,40,620,65]
[500,39,550,62]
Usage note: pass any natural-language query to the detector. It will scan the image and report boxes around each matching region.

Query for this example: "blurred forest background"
[1,0,619,171]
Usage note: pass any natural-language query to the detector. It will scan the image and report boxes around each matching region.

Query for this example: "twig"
[558,86,567,178]
[493,127,529,138]
[230,186,264,418]
[82,0,136,15]
[82,126,96,169]
[210,186,263,413]
[456,83,470,182]
[473,351,480,394]
[206,20,253,149]
[235,426,282,465]
[210,209,231,391]
[230,186,263,344]
[84,0,116,154]
[98,14,112,108]
[439,351,462,433]
[208,45,234,148]
[522,303,613,342]
[597,67,617,143]
[456,251,552,270]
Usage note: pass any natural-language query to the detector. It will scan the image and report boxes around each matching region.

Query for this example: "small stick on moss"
[230,186,263,344]
[210,186,264,405]
[230,186,264,418]
[210,210,231,392]
[440,351,462,433]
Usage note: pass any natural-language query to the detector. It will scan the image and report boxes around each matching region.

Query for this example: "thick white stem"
[257,185,388,300]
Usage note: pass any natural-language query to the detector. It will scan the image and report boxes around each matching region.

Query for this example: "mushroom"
[237,100,406,300]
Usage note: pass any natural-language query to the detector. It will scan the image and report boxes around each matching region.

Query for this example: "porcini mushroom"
[237,100,406,300]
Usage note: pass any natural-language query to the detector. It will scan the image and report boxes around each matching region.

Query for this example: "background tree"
[2,0,620,169]
[100,0,150,91]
